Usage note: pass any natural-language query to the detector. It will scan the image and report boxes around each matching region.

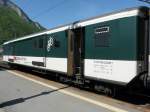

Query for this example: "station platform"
[0,67,148,112]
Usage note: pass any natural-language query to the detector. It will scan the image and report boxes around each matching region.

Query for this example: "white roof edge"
[3,25,71,45]
[3,7,145,45]
[79,9,140,27]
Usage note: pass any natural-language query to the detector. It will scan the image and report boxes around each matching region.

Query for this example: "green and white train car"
[3,6,150,95]
[3,26,69,73]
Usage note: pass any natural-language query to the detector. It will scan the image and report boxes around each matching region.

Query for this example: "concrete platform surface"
[0,68,145,112]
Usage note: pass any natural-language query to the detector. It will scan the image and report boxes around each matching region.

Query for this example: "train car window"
[94,26,110,47]
[39,38,44,48]
[33,40,37,48]
[54,39,60,48]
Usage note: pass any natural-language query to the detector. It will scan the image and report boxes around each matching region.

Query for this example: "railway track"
[0,62,150,112]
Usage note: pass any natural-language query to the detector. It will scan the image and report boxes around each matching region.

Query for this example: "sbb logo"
[47,37,54,52]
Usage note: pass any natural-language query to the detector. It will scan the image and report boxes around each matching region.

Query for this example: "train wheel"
[105,87,112,96]
[104,86,118,97]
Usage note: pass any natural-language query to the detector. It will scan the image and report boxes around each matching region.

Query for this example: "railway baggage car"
[2,6,150,95]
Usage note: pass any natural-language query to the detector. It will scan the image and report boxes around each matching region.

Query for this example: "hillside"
[0,0,45,45]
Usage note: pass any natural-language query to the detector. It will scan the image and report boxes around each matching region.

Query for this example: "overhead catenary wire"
[32,0,69,20]
[33,0,149,20]
[137,0,150,4]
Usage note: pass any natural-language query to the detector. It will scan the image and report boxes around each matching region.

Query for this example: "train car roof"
[3,6,149,45]
[3,24,71,45]
[78,6,149,27]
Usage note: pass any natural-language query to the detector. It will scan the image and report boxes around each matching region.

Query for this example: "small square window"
[54,40,60,47]
[39,38,44,48]
[33,40,37,48]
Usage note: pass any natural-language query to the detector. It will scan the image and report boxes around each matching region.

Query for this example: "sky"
[11,0,150,29]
